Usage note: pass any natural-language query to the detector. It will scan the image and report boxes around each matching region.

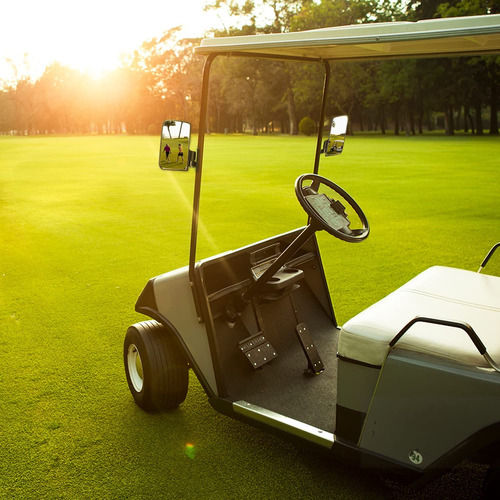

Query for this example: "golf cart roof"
[196,14,500,61]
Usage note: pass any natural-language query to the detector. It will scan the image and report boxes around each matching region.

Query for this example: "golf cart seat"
[338,266,500,368]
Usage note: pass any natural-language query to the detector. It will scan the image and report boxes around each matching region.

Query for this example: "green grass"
[0,133,499,499]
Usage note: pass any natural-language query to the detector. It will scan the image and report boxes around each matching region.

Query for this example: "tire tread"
[124,320,189,411]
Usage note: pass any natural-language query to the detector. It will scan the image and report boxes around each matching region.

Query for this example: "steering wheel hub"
[295,173,369,242]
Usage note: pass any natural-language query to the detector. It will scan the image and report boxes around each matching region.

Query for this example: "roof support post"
[189,53,218,287]
[314,59,331,175]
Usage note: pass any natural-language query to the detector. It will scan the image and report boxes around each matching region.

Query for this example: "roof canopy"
[195,14,500,61]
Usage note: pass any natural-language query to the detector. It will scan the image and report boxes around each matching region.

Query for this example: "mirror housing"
[323,115,348,156]
[159,120,193,171]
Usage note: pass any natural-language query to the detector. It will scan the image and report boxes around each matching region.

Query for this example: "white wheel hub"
[127,344,144,392]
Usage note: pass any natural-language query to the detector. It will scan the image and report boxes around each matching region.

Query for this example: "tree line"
[1,0,498,136]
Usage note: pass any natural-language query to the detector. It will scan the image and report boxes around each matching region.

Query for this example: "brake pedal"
[296,322,324,375]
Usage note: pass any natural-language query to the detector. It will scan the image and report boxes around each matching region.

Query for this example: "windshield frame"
[188,55,331,287]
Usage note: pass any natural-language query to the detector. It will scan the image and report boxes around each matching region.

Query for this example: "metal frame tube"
[189,53,218,285]
[314,60,331,175]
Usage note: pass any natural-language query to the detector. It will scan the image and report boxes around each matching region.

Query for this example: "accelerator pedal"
[296,322,324,375]
[239,332,278,369]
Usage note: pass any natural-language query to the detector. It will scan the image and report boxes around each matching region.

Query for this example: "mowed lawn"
[0,133,499,499]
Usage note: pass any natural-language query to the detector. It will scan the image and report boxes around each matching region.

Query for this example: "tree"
[436,0,500,134]
[0,0,496,136]
[299,116,316,135]
[205,0,310,134]
[291,0,393,133]
[125,28,204,130]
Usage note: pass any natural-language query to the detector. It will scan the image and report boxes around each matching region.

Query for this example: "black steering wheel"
[295,173,369,243]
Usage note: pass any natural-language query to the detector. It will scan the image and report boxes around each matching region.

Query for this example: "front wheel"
[124,320,189,411]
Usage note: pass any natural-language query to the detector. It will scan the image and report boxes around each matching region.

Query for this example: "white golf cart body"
[130,14,500,487]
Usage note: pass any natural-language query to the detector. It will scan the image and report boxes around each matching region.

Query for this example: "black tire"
[124,320,189,411]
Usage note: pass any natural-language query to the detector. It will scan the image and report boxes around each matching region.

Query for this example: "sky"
[0,0,225,82]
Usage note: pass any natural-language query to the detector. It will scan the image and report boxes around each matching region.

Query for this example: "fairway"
[1,133,499,499]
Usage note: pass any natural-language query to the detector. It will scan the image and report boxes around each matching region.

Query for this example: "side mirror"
[323,115,348,157]
[159,120,192,171]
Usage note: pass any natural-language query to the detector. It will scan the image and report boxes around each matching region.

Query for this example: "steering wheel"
[295,173,369,243]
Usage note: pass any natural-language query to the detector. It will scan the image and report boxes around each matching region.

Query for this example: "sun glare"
[1,0,221,82]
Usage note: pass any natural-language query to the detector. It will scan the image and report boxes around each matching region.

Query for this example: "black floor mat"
[213,284,339,432]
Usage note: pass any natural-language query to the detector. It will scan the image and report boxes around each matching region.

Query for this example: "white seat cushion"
[338,266,500,367]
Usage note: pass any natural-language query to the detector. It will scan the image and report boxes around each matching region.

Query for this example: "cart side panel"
[136,266,219,397]
[336,357,380,443]
[360,349,500,470]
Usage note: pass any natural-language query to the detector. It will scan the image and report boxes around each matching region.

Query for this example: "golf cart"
[124,14,500,493]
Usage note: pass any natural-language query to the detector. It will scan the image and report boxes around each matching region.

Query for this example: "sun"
[61,42,126,80]
[1,0,222,82]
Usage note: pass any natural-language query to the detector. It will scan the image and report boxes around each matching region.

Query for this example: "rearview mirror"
[323,115,348,156]
[159,120,191,171]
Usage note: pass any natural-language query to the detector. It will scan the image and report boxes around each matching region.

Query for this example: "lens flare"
[185,443,196,460]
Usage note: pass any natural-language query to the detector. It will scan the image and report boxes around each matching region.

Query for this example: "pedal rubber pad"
[239,333,278,369]
[296,322,324,375]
